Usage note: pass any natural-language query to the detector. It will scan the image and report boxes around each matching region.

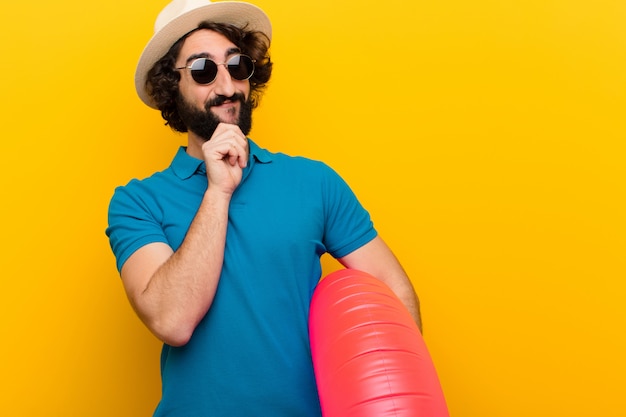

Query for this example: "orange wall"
[1,0,625,415]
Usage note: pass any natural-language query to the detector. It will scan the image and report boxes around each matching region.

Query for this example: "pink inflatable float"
[309,269,449,417]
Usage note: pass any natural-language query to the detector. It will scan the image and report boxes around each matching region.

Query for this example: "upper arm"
[338,236,421,328]
[337,236,407,284]
[120,242,173,309]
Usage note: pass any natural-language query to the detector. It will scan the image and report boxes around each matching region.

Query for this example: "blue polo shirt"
[106,139,377,417]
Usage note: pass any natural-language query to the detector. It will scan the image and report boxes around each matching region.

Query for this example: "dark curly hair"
[146,21,273,133]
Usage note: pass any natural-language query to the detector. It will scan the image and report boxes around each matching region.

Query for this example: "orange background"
[1,0,625,415]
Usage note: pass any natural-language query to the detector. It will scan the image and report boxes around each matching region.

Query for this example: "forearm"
[385,273,423,333]
[127,189,230,346]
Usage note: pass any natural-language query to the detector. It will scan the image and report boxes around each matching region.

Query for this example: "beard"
[176,92,253,141]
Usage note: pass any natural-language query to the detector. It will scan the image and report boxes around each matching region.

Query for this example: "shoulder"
[110,168,174,206]
[251,140,327,169]
[263,148,339,179]
[111,146,201,203]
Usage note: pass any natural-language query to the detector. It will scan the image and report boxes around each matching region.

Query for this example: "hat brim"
[135,1,272,109]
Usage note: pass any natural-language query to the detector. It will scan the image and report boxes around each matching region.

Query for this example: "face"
[175,29,253,140]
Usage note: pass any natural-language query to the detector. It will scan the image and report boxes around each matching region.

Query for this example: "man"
[106,0,421,415]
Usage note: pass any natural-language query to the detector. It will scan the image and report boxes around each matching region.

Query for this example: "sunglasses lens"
[227,55,255,80]
[190,59,218,84]
[186,55,255,84]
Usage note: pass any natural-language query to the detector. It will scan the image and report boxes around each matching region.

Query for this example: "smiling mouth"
[207,93,246,108]
[212,100,237,108]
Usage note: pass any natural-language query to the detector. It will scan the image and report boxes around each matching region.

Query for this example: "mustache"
[205,92,247,108]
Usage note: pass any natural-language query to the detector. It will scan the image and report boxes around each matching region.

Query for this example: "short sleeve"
[320,164,377,258]
[106,181,169,272]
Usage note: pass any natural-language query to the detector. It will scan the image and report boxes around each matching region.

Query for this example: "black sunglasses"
[176,54,256,85]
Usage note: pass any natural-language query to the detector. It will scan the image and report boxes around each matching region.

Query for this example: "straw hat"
[135,0,272,108]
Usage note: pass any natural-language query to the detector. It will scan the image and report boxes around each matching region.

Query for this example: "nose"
[212,64,236,97]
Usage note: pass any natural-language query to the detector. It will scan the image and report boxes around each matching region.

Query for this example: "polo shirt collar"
[170,138,273,180]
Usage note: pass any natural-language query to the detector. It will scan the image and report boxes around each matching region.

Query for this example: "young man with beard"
[106,0,422,416]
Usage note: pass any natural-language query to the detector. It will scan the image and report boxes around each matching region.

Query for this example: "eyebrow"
[185,47,242,65]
